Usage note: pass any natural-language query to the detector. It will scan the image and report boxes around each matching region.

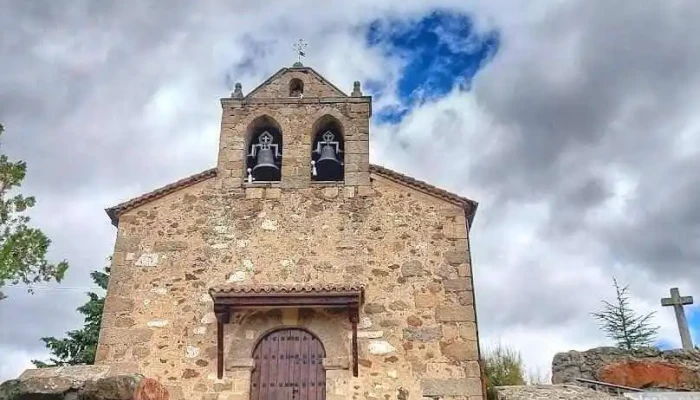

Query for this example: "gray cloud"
[467,1,700,282]
[367,1,700,364]
[0,1,225,379]
[2,0,699,381]
[0,0,414,380]
[602,160,700,278]
[473,1,700,192]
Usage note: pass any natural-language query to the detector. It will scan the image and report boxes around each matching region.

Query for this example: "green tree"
[32,266,109,367]
[0,123,68,300]
[591,277,659,350]
[483,344,526,400]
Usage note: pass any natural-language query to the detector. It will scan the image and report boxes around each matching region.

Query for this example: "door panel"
[251,328,326,400]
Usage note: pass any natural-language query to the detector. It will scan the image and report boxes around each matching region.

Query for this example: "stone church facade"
[95,64,483,400]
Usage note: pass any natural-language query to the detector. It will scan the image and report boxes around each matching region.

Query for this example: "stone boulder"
[552,347,700,391]
[0,365,169,400]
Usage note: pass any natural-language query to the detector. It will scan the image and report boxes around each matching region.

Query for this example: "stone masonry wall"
[248,68,347,99]
[96,173,481,400]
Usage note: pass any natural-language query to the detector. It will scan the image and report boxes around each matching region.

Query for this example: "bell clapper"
[247,168,253,183]
[311,160,317,177]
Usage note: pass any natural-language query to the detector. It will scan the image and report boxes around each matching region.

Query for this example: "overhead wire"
[2,285,103,292]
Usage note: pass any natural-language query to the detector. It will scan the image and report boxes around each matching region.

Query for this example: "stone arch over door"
[251,327,326,400]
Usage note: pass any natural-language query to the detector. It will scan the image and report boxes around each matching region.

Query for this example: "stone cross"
[661,287,694,350]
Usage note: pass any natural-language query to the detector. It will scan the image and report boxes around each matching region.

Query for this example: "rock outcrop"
[0,365,169,400]
[552,347,700,391]
[496,384,623,400]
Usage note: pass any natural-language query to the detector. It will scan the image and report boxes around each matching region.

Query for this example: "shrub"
[482,343,526,400]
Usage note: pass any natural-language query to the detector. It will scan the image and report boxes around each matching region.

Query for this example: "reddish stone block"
[135,378,170,400]
[599,360,700,390]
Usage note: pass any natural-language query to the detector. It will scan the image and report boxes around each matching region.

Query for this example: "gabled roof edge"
[299,66,349,97]
[369,164,478,230]
[105,165,477,231]
[105,168,217,227]
[244,66,348,99]
[244,67,287,99]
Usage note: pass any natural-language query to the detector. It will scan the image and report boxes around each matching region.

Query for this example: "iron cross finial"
[293,39,307,67]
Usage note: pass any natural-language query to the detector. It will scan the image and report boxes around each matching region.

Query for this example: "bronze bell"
[252,147,280,181]
[315,143,343,181]
[248,131,281,181]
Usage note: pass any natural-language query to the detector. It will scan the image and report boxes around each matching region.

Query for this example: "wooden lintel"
[212,295,361,308]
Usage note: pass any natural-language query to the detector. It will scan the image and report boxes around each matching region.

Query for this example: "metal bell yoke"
[248,131,281,181]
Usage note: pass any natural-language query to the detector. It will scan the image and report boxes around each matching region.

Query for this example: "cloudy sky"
[1,0,699,382]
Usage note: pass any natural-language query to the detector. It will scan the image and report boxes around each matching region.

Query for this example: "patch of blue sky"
[655,338,675,351]
[656,305,700,350]
[365,9,499,123]
[687,305,700,347]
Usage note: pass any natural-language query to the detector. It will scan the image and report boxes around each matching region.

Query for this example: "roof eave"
[105,207,119,227]
[105,165,478,232]
[368,164,478,231]
[466,201,478,232]
[105,168,217,227]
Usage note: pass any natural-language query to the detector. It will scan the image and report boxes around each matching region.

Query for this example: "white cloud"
[2,0,700,383]
[0,347,47,382]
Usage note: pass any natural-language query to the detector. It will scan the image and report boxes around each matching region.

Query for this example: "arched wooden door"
[251,328,326,400]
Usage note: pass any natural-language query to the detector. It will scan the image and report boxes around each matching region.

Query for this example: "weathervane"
[293,39,307,67]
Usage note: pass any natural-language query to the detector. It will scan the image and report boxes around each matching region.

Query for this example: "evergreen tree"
[32,266,109,367]
[591,277,659,350]
[0,123,68,300]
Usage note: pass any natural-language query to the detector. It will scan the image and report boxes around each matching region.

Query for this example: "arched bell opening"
[289,78,304,97]
[310,115,344,182]
[245,115,283,182]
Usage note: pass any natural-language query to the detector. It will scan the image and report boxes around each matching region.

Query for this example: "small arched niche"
[245,115,283,182]
[289,78,304,97]
[311,115,344,181]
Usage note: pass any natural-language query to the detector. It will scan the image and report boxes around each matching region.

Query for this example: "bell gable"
[218,65,371,190]
[245,66,349,99]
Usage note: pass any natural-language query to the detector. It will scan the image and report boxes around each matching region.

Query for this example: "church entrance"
[251,328,326,400]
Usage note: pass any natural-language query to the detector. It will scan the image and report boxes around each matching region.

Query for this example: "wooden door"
[251,328,326,400]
